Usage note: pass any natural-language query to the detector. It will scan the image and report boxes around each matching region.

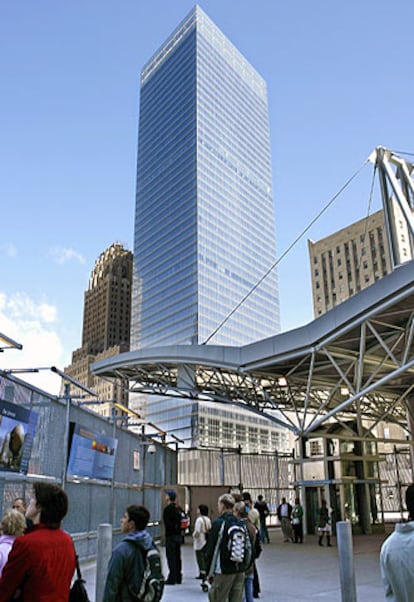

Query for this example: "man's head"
[242,492,252,502]
[27,482,68,528]
[121,505,150,533]
[218,493,235,515]
[198,504,209,517]
[257,495,263,502]
[406,484,414,519]
[12,497,26,514]
[281,497,286,504]
[234,501,248,518]
[165,489,176,503]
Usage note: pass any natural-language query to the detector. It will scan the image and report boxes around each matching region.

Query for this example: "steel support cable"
[202,157,370,345]
[356,161,377,275]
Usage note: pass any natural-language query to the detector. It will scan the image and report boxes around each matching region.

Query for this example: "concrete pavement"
[80,527,390,601]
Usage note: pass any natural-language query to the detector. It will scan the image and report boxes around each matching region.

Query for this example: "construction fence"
[178,447,294,519]
[0,372,177,560]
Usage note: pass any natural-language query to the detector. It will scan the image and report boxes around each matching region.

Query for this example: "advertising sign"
[67,423,117,481]
[0,399,39,474]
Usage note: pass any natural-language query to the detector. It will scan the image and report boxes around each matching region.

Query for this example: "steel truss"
[93,149,414,443]
[94,261,414,441]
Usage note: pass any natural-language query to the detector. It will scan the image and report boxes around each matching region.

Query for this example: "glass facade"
[131,6,283,448]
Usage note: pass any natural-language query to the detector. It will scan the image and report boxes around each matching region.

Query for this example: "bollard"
[337,521,357,602]
[95,523,112,602]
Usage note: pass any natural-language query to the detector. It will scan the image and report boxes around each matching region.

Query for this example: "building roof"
[92,259,414,439]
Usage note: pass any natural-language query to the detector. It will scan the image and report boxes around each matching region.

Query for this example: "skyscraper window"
[131,6,282,446]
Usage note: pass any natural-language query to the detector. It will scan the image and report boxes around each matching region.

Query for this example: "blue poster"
[0,399,39,474]
[67,423,117,481]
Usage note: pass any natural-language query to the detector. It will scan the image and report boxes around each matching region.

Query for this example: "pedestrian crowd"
[1,483,413,601]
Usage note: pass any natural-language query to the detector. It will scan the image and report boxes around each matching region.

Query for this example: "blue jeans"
[244,572,254,602]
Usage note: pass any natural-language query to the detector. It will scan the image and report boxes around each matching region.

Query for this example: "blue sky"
[1,0,413,393]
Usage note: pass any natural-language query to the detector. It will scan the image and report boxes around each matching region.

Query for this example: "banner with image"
[67,423,118,481]
[0,399,39,474]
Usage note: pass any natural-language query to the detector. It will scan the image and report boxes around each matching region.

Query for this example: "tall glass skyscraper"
[131,6,284,448]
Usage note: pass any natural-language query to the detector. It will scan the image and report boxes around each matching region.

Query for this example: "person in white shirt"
[192,504,211,580]
[277,497,293,542]
[380,484,414,602]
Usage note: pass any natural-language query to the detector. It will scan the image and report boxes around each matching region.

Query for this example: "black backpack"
[129,545,165,602]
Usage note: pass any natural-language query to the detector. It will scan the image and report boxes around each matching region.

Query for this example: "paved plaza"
[81,526,390,601]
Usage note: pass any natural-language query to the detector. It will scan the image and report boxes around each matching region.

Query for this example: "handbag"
[69,555,90,602]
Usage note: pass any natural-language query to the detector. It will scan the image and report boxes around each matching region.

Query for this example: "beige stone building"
[308,209,412,318]
[308,209,413,447]
[64,243,133,417]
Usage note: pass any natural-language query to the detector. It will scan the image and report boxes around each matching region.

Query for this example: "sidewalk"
[81,528,389,601]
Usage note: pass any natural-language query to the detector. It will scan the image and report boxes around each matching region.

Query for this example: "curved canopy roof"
[92,260,414,439]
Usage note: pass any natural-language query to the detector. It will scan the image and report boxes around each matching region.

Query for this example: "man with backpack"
[103,504,164,602]
[205,493,252,602]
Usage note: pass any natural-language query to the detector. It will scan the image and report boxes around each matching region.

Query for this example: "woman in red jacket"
[0,482,76,602]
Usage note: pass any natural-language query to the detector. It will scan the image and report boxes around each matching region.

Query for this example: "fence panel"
[0,373,176,559]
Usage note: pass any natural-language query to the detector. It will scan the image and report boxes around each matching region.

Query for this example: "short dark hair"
[33,482,68,528]
[127,505,150,531]
[406,484,414,517]
[242,492,252,502]
[199,504,209,516]
[165,490,176,501]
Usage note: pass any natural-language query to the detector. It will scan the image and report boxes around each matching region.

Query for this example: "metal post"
[394,445,404,520]
[219,448,224,486]
[96,523,112,602]
[238,445,242,491]
[109,407,116,524]
[337,521,357,602]
[61,383,71,489]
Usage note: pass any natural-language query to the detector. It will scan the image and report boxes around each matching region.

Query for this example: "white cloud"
[49,246,85,265]
[0,292,65,395]
[3,293,57,324]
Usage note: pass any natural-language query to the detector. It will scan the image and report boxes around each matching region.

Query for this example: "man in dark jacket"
[205,493,245,601]
[103,504,156,602]
[163,489,182,585]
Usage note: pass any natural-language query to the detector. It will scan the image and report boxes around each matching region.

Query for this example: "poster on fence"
[67,422,118,481]
[0,399,39,474]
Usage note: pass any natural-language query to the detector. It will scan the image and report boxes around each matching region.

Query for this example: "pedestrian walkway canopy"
[92,260,414,441]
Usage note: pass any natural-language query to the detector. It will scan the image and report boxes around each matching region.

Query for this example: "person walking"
[380,483,414,601]
[277,497,293,542]
[317,499,332,547]
[193,504,211,580]
[254,495,270,543]
[103,504,159,601]
[243,491,261,597]
[292,497,304,544]
[163,489,182,585]
[242,492,260,530]
[205,493,247,602]
[0,482,76,602]
[234,501,259,602]
[0,509,25,576]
